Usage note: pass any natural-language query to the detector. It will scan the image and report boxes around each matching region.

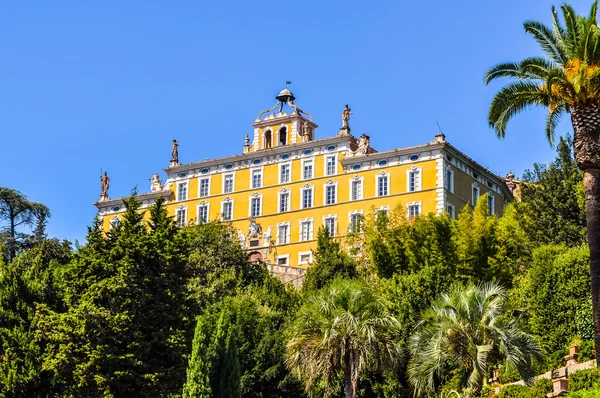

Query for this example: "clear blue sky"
[0,1,591,243]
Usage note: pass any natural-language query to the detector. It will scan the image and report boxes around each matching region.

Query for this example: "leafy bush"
[498,384,531,398]
[498,364,522,384]
[578,340,596,363]
[529,378,552,398]
[569,367,600,392]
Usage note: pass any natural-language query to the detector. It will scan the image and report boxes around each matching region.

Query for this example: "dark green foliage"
[0,239,71,397]
[516,245,592,355]
[529,378,552,398]
[568,367,600,392]
[498,384,531,398]
[302,227,357,294]
[519,136,586,247]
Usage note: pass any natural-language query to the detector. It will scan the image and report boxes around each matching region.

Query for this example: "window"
[407,203,421,218]
[303,159,313,180]
[349,212,363,233]
[300,219,313,241]
[445,167,454,193]
[222,201,233,221]
[377,174,389,197]
[487,192,495,215]
[472,183,480,205]
[446,203,455,219]
[199,178,210,197]
[376,207,390,221]
[250,196,261,217]
[325,184,336,205]
[110,217,121,229]
[299,252,312,265]
[279,127,287,146]
[326,156,337,176]
[252,169,262,189]
[176,207,187,226]
[280,164,291,184]
[197,204,209,224]
[177,182,188,201]
[302,187,313,209]
[277,223,290,244]
[351,179,363,201]
[277,256,289,266]
[223,174,234,193]
[279,191,290,212]
[324,216,336,236]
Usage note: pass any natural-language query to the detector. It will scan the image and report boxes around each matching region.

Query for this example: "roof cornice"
[93,190,171,209]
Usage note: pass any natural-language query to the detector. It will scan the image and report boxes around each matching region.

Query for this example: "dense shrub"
[568,367,600,392]
[529,378,552,398]
[498,384,531,398]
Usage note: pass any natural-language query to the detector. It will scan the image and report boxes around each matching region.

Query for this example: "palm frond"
[561,3,581,55]
[524,20,567,64]
[551,6,568,47]
[590,0,599,24]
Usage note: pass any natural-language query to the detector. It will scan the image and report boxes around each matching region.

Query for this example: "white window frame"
[176,205,187,227]
[376,171,390,197]
[300,184,314,209]
[348,210,364,233]
[445,202,456,219]
[322,214,337,237]
[299,218,314,242]
[198,176,211,198]
[325,154,338,176]
[472,182,480,205]
[248,193,263,217]
[197,201,210,224]
[177,180,189,201]
[278,188,291,213]
[279,162,292,184]
[376,206,390,220]
[487,192,495,215]
[277,222,291,245]
[302,157,314,180]
[323,179,338,205]
[406,166,422,192]
[349,175,364,201]
[251,167,264,189]
[110,216,121,229]
[406,201,422,219]
[298,251,313,265]
[445,166,454,193]
[277,124,288,146]
[276,254,290,266]
[221,197,234,221]
[222,172,235,194]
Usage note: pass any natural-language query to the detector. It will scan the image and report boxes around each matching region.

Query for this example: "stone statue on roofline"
[100,171,110,200]
[171,139,179,166]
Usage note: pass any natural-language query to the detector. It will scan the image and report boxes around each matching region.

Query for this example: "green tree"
[183,316,212,398]
[519,136,586,246]
[408,283,542,397]
[0,187,50,261]
[302,227,357,294]
[286,278,402,398]
[484,1,600,365]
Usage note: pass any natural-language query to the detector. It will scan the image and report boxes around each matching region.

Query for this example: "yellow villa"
[95,88,513,285]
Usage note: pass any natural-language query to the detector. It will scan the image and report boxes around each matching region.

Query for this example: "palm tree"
[484,2,600,365]
[408,283,542,397]
[285,278,402,398]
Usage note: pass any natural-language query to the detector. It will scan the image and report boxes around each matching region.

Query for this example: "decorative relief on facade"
[349,134,370,157]
[150,172,163,192]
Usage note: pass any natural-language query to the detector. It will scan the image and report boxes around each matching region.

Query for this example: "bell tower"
[246,86,318,153]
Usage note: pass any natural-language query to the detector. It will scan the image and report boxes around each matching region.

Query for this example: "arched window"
[279,127,287,146]
[264,130,272,149]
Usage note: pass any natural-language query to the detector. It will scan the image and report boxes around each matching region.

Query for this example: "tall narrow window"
[302,188,313,209]
[326,156,336,176]
[178,182,188,201]
[351,179,362,201]
[176,207,187,227]
[199,178,210,197]
[277,224,289,244]
[198,205,209,224]
[264,130,272,149]
[324,216,336,236]
[408,204,421,218]
[445,167,454,193]
[222,202,233,221]
[252,169,262,189]
[446,203,455,219]
[472,184,480,205]
[303,160,313,180]
[487,192,495,215]
[250,197,261,217]
[280,164,291,184]
[377,175,389,196]
[349,213,362,233]
[300,220,313,241]
[279,127,287,146]
[279,192,290,212]
[223,174,234,193]
[326,184,336,205]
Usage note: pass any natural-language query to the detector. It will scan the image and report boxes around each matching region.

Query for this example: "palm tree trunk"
[571,104,600,367]
[344,349,357,398]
